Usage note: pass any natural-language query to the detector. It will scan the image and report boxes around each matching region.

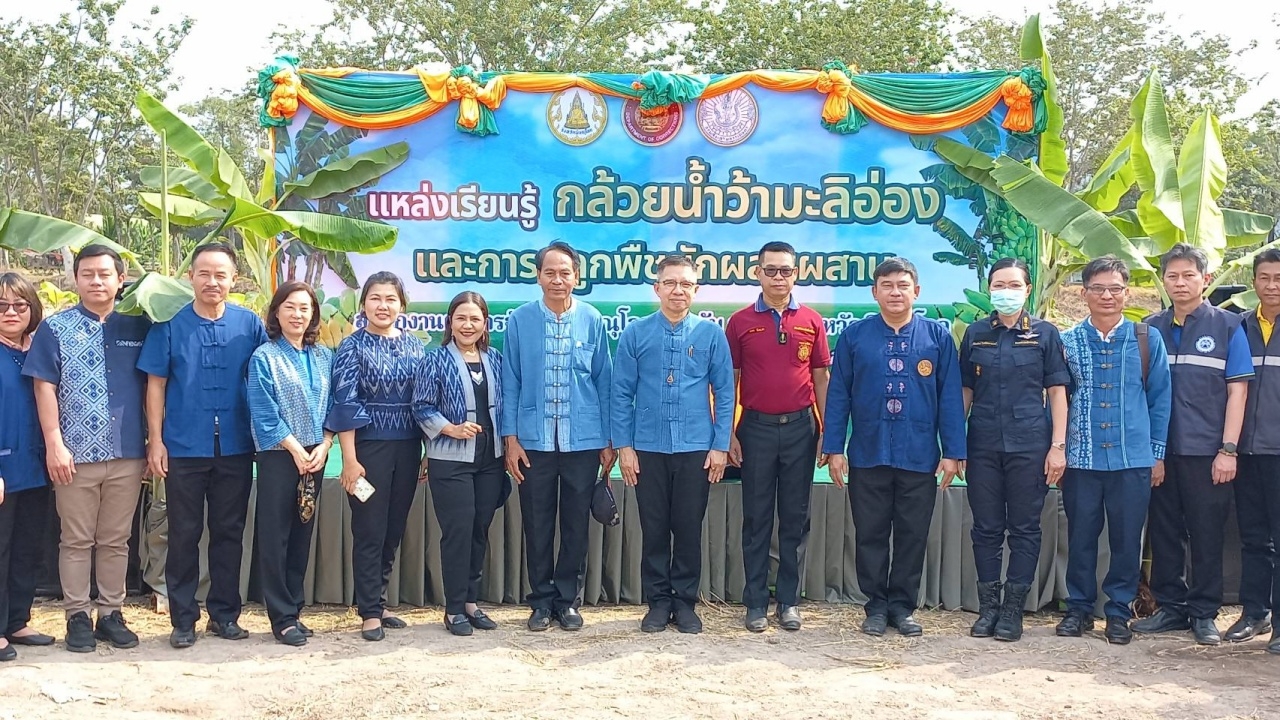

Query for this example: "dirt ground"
[1,601,1278,720]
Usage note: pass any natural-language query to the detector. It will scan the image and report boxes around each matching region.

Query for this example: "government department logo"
[546,90,607,146]
[696,89,759,147]
[622,99,683,146]
[1196,335,1216,353]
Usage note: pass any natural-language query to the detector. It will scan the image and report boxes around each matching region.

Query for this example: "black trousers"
[348,438,422,620]
[166,454,254,630]
[1235,455,1280,619]
[0,485,49,635]
[254,450,316,634]
[428,451,509,615]
[966,449,1050,585]
[1149,454,1231,619]
[849,465,937,617]
[635,451,711,607]
[737,411,817,609]
[519,449,599,612]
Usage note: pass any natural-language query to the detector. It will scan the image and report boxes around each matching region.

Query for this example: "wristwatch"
[1051,441,1066,451]
[1220,442,1238,457]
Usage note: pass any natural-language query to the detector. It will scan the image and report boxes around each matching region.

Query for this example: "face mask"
[990,289,1027,315]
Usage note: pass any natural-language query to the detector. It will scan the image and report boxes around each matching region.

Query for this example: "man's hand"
[938,458,962,490]
[705,450,727,483]
[48,441,76,486]
[1045,446,1066,486]
[618,447,640,487]
[506,438,531,483]
[815,438,826,467]
[1212,452,1237,485]
[1151,459,1166,487]
[340,459,367,495]
[827,453,848,489]
[600,446,618,478]
[146,439,167,480]
[728,435,743,468]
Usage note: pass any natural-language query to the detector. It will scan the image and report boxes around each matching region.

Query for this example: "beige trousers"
[53,458,146,618]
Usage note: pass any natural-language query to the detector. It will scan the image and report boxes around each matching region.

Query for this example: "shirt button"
[1100,402,1110,408]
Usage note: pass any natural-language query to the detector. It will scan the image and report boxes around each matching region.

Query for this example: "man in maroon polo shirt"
[726,240,831,632]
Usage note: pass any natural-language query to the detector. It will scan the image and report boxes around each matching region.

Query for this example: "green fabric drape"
[632,70,709,110]
[848,70,1011,114]
[301,73,433,115]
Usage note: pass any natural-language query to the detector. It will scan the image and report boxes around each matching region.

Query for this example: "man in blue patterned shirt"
[24,244,151,654]
[1056,255,1172,645]
[501,241,614,632]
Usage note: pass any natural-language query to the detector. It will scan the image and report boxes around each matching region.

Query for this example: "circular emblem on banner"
[887,399,903,414]
[695,89,759,147]
[546,90,608,146]
[1195,335,1216,353]
[622,99,683,146]
[889,358,905,373]
[917,359,933,377]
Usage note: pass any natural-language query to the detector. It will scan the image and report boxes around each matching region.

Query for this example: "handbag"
[297,472,318,524]
[591,472,620,527]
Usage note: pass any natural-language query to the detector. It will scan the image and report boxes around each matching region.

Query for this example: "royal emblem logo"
[546,90,607,146]
[797,340,813,362]
[622,99,683,146]
[695,89,758,147]
[917,359,933,377]
[1196,335,1216,353]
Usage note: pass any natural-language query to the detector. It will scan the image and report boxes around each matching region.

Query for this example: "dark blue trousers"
[966,449,1050,585]
[1235,455,1280,619]
[1062,467,1150,620]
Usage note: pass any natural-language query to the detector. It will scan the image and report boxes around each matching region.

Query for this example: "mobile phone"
[352,476,375,503]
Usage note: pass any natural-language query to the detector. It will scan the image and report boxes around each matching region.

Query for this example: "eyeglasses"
[761,266,796,278]
[0,301,31,314]
[659,280,696,291]
[1085,285,1127,297]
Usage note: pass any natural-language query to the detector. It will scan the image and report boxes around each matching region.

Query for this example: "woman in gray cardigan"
[412,291,509,635]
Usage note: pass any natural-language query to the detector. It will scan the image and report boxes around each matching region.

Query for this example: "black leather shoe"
[971,581,1002,638]
[641,603,672,633]
[1192,617,1221,645]
[556,607,584,631]
[1131,608,1191,634]
[295,620,314,638]
[381,615,408,630]
[169,627,197,649]
[1224,614,1271,642]
[1055,610,1094,637]
[66,612,96,653]
[0,643,15,662]
[206,619,249,641]
[528,608,553,632]
[466,609,497,631]
[744,607,768,633]
[95,611,139,649]
[445,614,474,636]
[6,630,55,646]
[889,613,923,637]
[862,613,888,637]
[673,602,703,634]
[275,626,307,647]
[1267,630,1280,655]
[776,605,802,631]
[361,624,385,642]
[1104,616,1133,645]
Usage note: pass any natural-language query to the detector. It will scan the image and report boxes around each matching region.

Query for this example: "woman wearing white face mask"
[958,258,1070,642]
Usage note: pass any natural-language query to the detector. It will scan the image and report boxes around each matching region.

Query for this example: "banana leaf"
[0,208,138,267]
[116,272,194,322]
[1108,209,1144,239]
[1128,71,1185,248]
[139,193,223,227]
[1224,208,1276,248]
[283,142,410,201]
[1020,15,1068,186]
[932,217,982,259]
[933,251,973,267]
[1177,109,1227,266]
[961,117,1002,154]
[1224,289,1257,309]
[274,210,397,254]
[1078,127,1135,212]
[920,164,984,201]
[140,166,225,207]
[931,140,1003,196]
[1123,306,1152,323]
[136,90,252,206]
[1208,236,1280,294]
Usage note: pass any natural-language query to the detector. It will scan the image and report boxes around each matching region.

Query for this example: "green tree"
[676,0,953,73]
[271,0,688,72]
[179,92,265,195]
[956,0,1252,193]
[1218,101,1280,222]
[0,0,192,269]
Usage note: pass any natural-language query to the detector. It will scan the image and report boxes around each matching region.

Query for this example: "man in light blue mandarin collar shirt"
[612,255,734,634]
[501,241,614,632]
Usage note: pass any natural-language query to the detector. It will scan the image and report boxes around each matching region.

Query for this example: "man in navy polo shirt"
[726,240,831,633]
[138,242,268,649]
[24,244,151,653]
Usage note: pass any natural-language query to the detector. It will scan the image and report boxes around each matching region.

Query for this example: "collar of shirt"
[1086,316,1129,342]
[662,313,693,333]
[539,297,577,321]
[988,310,1032,332]
[876,312,919,335]
[1172,300,1208,327]
[753,293,799,313]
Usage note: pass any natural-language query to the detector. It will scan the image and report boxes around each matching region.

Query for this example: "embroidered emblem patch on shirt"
[917,359,933,377]
[1196,335,1216,353]
[797,340,813,362]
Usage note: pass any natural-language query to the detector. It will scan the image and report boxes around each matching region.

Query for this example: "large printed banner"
[274,73,1040,347]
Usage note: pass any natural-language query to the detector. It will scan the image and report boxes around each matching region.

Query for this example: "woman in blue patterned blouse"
[247,282,334,647]
[413,291,510,636]
[326,272,426,641]
[0,273,52,661]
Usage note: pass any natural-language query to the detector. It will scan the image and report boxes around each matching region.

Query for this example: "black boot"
[971,581,1002,638]
[994,582,1032,641]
